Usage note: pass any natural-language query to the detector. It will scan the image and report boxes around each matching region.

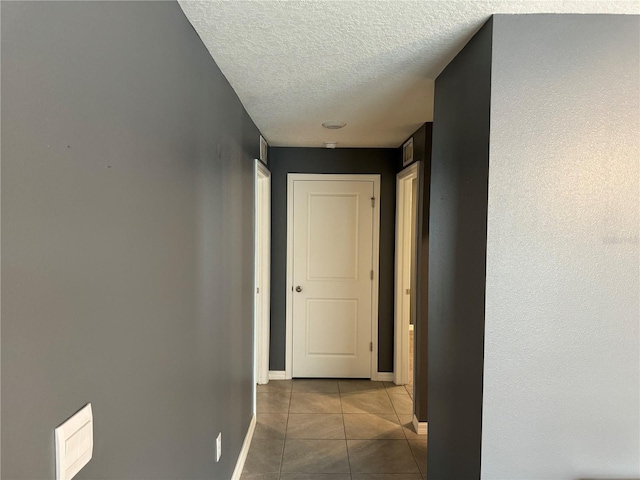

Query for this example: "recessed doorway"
[285,174,381,379]
[254,159,271,389]
[394,162,419,389]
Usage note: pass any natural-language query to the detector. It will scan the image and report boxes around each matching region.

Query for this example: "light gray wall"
[426,19,493,480]
[268,147,398,373]
[482,15,640,479]
[1,2,258,478]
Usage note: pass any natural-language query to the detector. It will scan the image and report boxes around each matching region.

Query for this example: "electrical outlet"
[216,432,222,462]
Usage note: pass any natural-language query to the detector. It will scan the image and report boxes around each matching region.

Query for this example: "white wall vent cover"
[260,135,268,164]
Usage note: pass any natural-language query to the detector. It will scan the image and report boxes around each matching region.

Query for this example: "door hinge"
[405,288,410,295]
[257,287,260,294]
[370,270,374,280]
[371,197,375,208]
[370,342,373,352]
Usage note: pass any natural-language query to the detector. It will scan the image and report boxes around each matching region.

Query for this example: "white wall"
[482,15,639,479]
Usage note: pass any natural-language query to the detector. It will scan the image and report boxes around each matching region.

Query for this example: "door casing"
[285,173,381,380]
[254,160,271,391]
[394,162,419,385]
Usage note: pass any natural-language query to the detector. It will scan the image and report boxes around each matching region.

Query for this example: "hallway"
[242,379,426,479]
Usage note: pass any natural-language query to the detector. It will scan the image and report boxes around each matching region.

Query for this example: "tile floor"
[407,329,414,399]
[242,379,426,480]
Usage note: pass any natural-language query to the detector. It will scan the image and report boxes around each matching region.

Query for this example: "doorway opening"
[285,174,381,380]
[254,159,271,393]
[394,162,419,392]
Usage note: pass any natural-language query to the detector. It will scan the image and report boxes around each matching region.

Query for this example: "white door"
[254,160,270,386]
[291,178,376,378]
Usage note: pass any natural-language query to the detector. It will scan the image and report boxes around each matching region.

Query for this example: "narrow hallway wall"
[426,18,493,479]
[2,2,259,478]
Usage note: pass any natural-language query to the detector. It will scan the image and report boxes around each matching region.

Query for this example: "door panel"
[292,179,374,378]
[307,194,359,280]
[306,299,358,356]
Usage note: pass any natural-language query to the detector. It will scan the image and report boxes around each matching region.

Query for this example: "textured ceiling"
[178,1,639,148]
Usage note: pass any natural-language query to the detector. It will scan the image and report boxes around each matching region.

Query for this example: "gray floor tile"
[405,384,414,398]
[281,439,350,473]
[351,475,423,480]
[341,391,395,414]
[389,393,413,415]
[409,440,427,474]
[257,391,291,413]
[253,413,288,440]
[338,379,386,393]
[242,437,284,473]
[397,415,427,442]
[343,413,405,439]
[287,414,345,439]
[383,381,410,394]
[280,475,351,480]
[292,379,339,393]
[241,473,279,480]
[347,439,420,474]
[290,392,342,413]
[257,380,293,393]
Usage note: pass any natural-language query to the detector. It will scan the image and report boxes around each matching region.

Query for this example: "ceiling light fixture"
[322,121,347,130]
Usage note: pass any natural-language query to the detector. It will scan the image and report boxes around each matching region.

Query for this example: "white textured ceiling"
[178,1,639,148]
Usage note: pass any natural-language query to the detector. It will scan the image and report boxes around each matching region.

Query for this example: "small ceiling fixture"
[322,121,346,130]
[325,142,337,149]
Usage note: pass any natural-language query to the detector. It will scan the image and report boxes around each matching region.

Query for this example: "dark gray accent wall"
[426,19,492,480]
[2,2,258,479]
[269,148,399,373]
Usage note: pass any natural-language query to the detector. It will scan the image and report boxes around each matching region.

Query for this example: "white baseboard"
[270,371,394,381]
[412,415,428,436]
[231,414,256,480]
[373,372,394,382]
[268,370,287,380]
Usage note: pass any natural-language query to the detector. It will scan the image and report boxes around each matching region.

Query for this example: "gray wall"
[269,148,399,373]
[482,15,640,479]
[1,2,258,479]
[426,19,493,480]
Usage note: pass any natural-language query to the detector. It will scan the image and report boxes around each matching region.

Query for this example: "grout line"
[407,436,423,475]
[340,391,352,479]
[277,383,294,478]
[385,385,408,433]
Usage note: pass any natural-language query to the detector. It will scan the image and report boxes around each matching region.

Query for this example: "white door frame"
[394,162,419,385]
[285,173,381,380]
[255,160,271,389]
